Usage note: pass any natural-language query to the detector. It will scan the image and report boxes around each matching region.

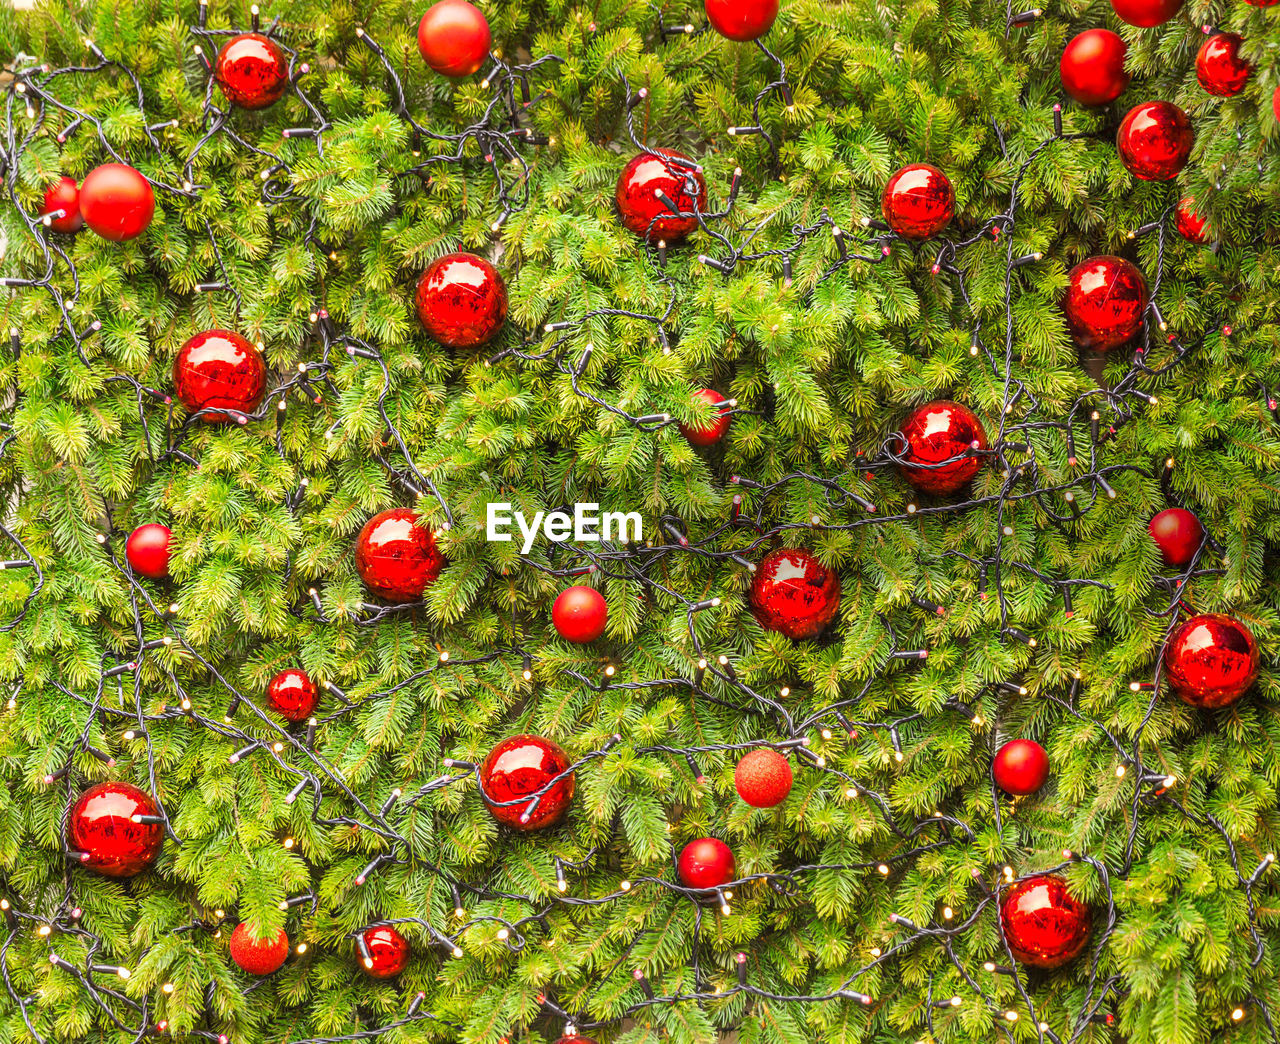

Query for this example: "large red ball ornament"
[679,388,731,447]
[552,586,608,643]
[266,668,318,723]
[898,400,988,494]
[79,163,155,242]
[1110,0,1181,26]
[1196,33,1250,98]
[678,837,736,889]
[172,329,267,422]
[229,923,289,975]
[734,748,793,808]
[993,739,1051,796]
[41,176,83,233]
[1059,30,1129,107]
[881,164,955,240]
[480,734,575,830]
[68,782,163,878]
[1163,613,1258,709]
[750,547,842,640]
[415,252,508,349]
[1000,875,1092,969]
[1148,508,1203,566]
[615,148,708,242]
[704,0,778,40]
[125,522,172,579]
[360,925,410,978]
[1116,101,1193,182]
[214,33,289,110]
[354,508,445,603]
[1175,198,1209,244]
[1062,256,1148,352]
[417,0,491,78]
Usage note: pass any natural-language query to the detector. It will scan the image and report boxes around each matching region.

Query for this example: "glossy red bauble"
[415,252,507,349]
[1110,0,1181,26]
[41,176,83,233]
[1062,256,1148,352]
[704,0,779,40]
[79,163,155,242]
[552,585,608,643]
[1163,613,1258,709]
[417,0,492,78]
[360,925,410,978]
[125,522,171,579]
[750,547,842,640]
[615,148,708,242]
[679,389,731,447]
[172,329,267,422]
[1275,85,1280,124]
[266,668,318,723]
[69,782,163,878]
[1000,875,1092,969]
[1175,198,1209,244]
[214,33,289,110]
[1196,33,1250,98]
[734,748,793,808]
[881,164,954,240]
[993,739,1051,796]
[678,837,736,889]
[480,734,575,830]
[898,400,988,494]
[354,507,445,603]
[1059,30,1129,107]
[1116,101,1193,182]
[229,923,289,975]
[1148,508,1203,566]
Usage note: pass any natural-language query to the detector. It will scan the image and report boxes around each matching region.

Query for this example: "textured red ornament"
[552,586,608,643]
[734,748,793,808]
[1116,101,1193,181]
[1175,198,1209,244]
[679,389,731,447]
[266,668,318,723]
[354,507,445,603]
[69,782,163,878]
[172,329,267,422]
[1148,508,1203,566]
[1062,256,1148,352]
[125,523,171,579]
[704,0,779,40]
[480,734,575,830]
[360,925,410,978]
[214,33,288,110]
[677,837,736,889]
[993,739,1050,796]
[1110,0,1181,26]
[78,163,155,241]
[750,547,841,640]
[1000,875,1092,969]
[229,923,289,975]
[41,176,83,233]
[615,148,708,242]
[1196,33,1250,97]
[898,400,988,494]
[881,164,955,240]
[417,0,492,78]
[415,252,508,349]
[1163,613,1258,709]
[1059,30,1129,107]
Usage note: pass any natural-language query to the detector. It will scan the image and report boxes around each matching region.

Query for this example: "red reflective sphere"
[1000,875,1091,969]
[1110,0,1181,25]
[552,586,608,643]
[1149,507,1203,566]
[417,0,491,78]
[480,734,575,830]
[898,400,987,494]
[353,507,445,603]
[229,923,289,975]
[615,148,708,242]
[734,748,793,808]
[993,739,1050,796]
[173,329,267,422]
[882,163,954,240]
[1059,29,1129,107]
[1116,101,1193,182]
[79,163,155,242]
[750,547,842,640]
[360,925,410,978]
[214,33,288,110]
[704,0,779,40]
[1196,33,1250,98]
[677,837,736,889]
[125,522,171,579]
[41,176,83,233]
[415,252,507,349]
[69,782,163,878]
[1175,198,1209,244]
[1163,613,1258,709]
[679,388,731,447]
[1062,256,1148,352]
[266,668,318,723]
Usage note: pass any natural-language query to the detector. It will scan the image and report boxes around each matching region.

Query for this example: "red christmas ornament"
[679,388,731,447]
[734,748,793,808]
[1196,33,1250,97]
[1175,198,1209,244]
[552,586,608,643]
[1062,256,1148,352]
[214,33,288,110]
[78,163,155,242]
[1110,0,1181,26]
[750,547,842,640]
[704,0,778,40]
[172,329,267,422]
[417,0,492,78]
[41,176,83,233]
[1000,875,1092,969]
[360,925,410,978]
[480,734,575,830]
[125,522,172,579]
[68,782,163,878]
[353,507,445,603]
[881,163,954,240]
[229,923,289,975]
[266,668,318,723]
[898,400,988,494]
[554,1038,600,1044]
[1148,508,1204,566]
[1059,30,1129,107]
[1246,0,1279,6]
[1275,85,1280,124]
[615,148,708,242]
[1163,613,1258,709]
[1116,101,1193,182]
[677,837,736,889]
[992,739,1050,796]
[415,252,508,349]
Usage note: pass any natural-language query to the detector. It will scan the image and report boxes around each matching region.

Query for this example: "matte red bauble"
[898,400,988,494]
[750,547,842,640]
[79,163,155,241]
[214,33,288,110]
[1062,256,1148,352]
[679,388,731,447]
[552,585,608,643]
[1059,30,1129,107]
[677,837,736,889]
[704,0,779,40]
[229,923,289,975]
[41,176,83,233]
[881,164,954,240]
[1110,0,1181,26]
[1163,613,1258,709]
[1149,507,1203,566]
[1196,33,1250,98]
[417,0,492,78]
[1000,875,1091,969]
[1175,198,1209,244]
[615,148,708,242]
[172,329,267,422]
[993,739,1050,796]
[360,925,410,978]
[415,252,507,349]
[734,748,793,808]
[266,668,318,723]
[68,782,163,878]
[480,734,575,830]
[354,507,445,603]
[125,522,171,579]
[1116,101,1193,182]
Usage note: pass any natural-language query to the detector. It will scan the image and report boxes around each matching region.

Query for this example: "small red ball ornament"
[214,33,289,110]
[704,0,778,40]
[750,547,842,640]
[1110,0,1181,26]
[1175,198,1209,244]
[1275,85,1280,123]
[417,0,491,78]
[898,400,988,494]
[415,252,507,349]
[1163,613,1258,709]
[992,739,1051,796]
[172,329,267,422]
[69,782,163,878]
[1062,256,1148,352]
[679,389,731,447]
[41,176,83,233]
[1116,101,1193,182]
[552,586,608,643]
[266,669,318,723]
[1059,30,1129,107]
[480,734,575,830]
[354,508,445,603]
[1148,508,1204,566]
[734,748,793,808]
[881,164,955,240]
[615,148,708,242]
[79,163,155,242]
[229,923,289,975]
[1000,875,1092,969]
[1197,33,1250,98]
[125,523,172,579]
[1246,0,1280,6]
[678,837,736,889]
[360,925,410,978]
